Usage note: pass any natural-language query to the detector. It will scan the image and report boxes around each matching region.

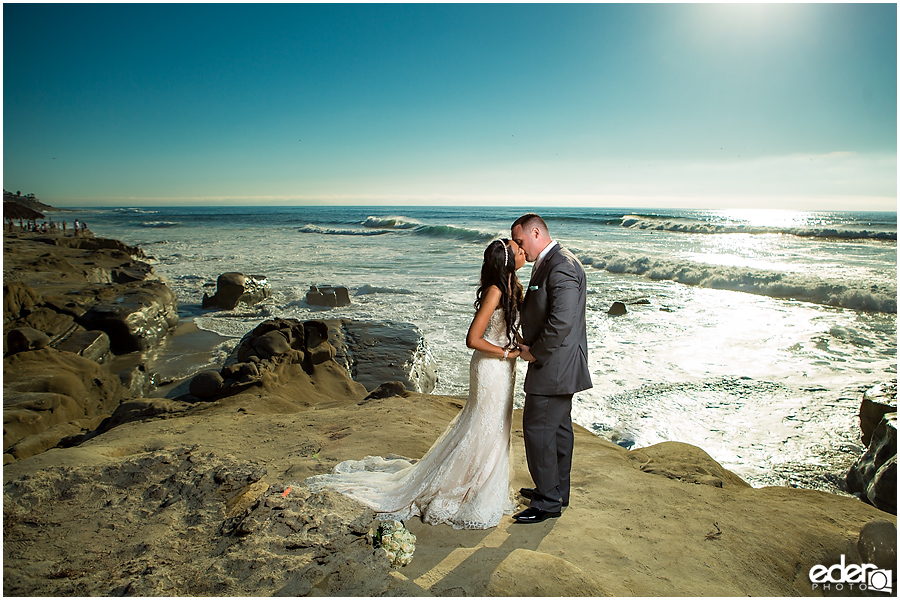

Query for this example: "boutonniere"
[528,285,540,291]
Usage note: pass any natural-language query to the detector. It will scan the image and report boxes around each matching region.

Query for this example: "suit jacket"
[520,244,592,395]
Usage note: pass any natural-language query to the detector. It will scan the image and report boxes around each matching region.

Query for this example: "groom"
[510,214,592,524]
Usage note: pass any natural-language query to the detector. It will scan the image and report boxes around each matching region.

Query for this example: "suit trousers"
[522,392,574,511]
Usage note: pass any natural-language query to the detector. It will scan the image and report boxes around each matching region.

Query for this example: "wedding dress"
[306,308,517,529]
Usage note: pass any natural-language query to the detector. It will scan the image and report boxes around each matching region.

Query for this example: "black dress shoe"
[512,506,561,524]
[518,487,569,507]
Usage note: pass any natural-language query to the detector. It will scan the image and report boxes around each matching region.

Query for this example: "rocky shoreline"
[3,229,896,596]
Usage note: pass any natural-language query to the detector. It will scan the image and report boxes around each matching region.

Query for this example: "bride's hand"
[518,344,536,363]
[505,347,521,360]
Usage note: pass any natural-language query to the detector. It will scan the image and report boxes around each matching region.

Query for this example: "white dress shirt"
[532,240,558,274]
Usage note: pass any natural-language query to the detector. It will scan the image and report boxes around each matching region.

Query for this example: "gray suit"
[520,243,592,511]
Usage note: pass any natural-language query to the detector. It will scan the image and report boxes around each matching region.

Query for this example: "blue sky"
[3,3,897,210]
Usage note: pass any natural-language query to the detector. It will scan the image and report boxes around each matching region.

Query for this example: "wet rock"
[202,272,271,310]
[190,370,225,400]
[79,281,179,354]
[54,329,111,363]
[860,381,897,447]
[328,320,437,393]
[847,412,897,514]
[118,364,152,397]
[6,327,50,354]
[306,285,351,308]
[608,301,627,316]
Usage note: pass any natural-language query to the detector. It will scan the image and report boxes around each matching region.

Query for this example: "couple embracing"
[307,214,591,528]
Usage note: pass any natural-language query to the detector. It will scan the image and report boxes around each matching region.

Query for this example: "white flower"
[375,520,416,567]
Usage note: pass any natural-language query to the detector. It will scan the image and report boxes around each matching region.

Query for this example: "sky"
[3,2,897,210]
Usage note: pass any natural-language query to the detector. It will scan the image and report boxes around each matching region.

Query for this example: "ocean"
[58,205,897,493]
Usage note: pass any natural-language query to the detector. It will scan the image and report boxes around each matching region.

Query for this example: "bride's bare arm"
[466,285,521,359]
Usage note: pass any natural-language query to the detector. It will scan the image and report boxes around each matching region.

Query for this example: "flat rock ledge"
[4,231,178,355]
[3,447,392,596]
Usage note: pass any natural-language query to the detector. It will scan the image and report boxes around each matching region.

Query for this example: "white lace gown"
[306,309,517,529]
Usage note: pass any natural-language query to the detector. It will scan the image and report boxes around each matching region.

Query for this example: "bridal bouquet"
[375,520,416,567]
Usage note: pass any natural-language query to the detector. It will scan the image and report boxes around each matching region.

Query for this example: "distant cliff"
[3,189,60,213]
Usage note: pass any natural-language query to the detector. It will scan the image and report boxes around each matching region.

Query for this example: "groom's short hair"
[512,213,549,235]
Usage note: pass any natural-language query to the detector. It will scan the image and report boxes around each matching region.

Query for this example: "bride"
[306,238,526,529]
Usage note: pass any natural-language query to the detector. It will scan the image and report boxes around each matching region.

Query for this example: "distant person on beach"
[509,213,591,524]
[307,238,527,529]
[81,220,87,235]
[73,219,80,236]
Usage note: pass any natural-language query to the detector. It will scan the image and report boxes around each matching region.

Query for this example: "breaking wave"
[141,221,179,228]
[362,215,497,242]
[580,252,897,313]
[618,215,896,241]
[298,224,390,236]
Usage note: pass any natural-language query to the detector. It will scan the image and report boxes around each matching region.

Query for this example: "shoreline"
[3,227,896,596]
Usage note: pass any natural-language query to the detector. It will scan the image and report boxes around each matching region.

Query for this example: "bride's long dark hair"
[474,238,524,347]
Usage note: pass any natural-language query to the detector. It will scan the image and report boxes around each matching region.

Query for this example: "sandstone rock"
[363,381,408,402]
[3,282,42,320]
[251,330,291,359]
[202,272,271,310]
[95,398,192,435]
[6,327,50,354]
[857,519,897,572]
[847,412,897,514]
[190,370,225,400]
[3,348,128,461]
[628,441,751,488]
[485,548,608,596]
[608,301,627,315]
[306,285,351,308]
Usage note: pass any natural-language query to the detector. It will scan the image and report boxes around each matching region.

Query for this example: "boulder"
[860,381,897,447]
[327,319,437,393]
[79,281,179,354]
[857,519,897,572]
[608,301,627,316]
[251,330,291,359]
[189,370,225,400]
[202,272,271,310]
[5,327,50,354]
[306,285,351,308]
[847,412,897,514]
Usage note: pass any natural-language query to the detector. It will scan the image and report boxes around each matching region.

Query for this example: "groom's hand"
[519,345,536,363]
